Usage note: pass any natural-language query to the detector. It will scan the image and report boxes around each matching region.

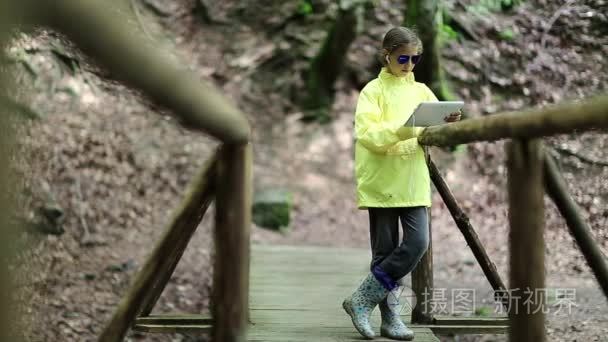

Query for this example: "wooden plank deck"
[132,243,506,338]
[248,244,440,341]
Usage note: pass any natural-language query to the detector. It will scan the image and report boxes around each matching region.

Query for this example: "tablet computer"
[404,101,464,127]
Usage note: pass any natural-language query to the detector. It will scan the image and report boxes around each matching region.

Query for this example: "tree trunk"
[302,1,365,121]
[405,0,455,100]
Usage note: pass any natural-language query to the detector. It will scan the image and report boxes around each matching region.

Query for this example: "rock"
[142,0,180,17]
[41,204,64,223]
[83,273,96,281]
[33,204,65,236]
[105,259,137,273]
[252,188,292,231]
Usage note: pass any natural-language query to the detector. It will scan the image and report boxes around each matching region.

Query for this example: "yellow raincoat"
[354,67,438,209]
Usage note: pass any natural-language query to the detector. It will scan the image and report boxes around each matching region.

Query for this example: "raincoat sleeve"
[354,84,419,156]
[397,83,439,140]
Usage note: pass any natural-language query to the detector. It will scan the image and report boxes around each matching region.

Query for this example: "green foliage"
[0,96,41,120]
[453,144,467,154]
[474,306,494,317]
[368,0,381,8]
[405,0,418,27]
[500,0,524,11]
[467,0,499,15]
[498,28,517,41]
[302,59,334,123]
[252,189,292,232]
[544,288,559,306]
[439,23,459,42]
[501,0,515,8]
[301,108,332,124]
[297,0,313,16]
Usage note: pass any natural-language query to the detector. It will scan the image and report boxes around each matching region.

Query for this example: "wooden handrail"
[137,154,219,316]
[428,157,509,307]
[0,8,18,335]
[30,0,251,144]
[4,3,608,342]
[544,152,608,298]
[98,154,218,341]
[419,95,608,146]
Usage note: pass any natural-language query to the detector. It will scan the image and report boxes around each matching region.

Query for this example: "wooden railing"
[411,98,608,340]
[1,1,607,342]
[1,1,252,342]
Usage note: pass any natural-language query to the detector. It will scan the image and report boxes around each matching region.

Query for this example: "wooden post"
[2,4,29,341]
[506,139,545,342]
[212,143,252,342]
[411,148,434,324]
[98,154,218,342]
[411,209,434,324]
[0,15,17,338]
[544,152,608,298]
[0,118,17,342]
[428,157,509,307]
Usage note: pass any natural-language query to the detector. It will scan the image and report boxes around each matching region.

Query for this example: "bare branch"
[551,145,608,167]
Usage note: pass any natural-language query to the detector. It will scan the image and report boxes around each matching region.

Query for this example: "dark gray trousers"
[368,206,430,283]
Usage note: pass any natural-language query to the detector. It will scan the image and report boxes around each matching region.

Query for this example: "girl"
[342,27,461,340]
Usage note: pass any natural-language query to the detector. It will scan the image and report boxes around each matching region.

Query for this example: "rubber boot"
[379,289,415,340]
[342,272,390,339]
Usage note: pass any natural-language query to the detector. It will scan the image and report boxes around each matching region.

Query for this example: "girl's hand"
[444,110,462,122]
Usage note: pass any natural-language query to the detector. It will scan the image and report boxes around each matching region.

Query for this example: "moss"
[302,5,358,118]
[440,23,459,42]
[498,28,516,41]
[252,189,292,231]
[301,107,331,124]
[474,306,494,317]
[297,0,313,16]
[405,0,418,27]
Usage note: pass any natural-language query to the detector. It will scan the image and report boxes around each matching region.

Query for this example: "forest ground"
[8,0,608,341]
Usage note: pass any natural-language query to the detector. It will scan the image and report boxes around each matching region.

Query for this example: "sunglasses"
[396,54,422,64]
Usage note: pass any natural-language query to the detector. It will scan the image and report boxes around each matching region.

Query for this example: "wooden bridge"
[245,244,442,342]
[1,1,607,342]
[131,243,508,341]
[133,244,445,341]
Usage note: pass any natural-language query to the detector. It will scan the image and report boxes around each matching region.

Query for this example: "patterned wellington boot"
[379,289,415,340]
[342,272,390,339]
